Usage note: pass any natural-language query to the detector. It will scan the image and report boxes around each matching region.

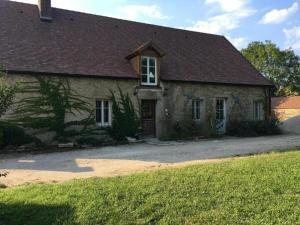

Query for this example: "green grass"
[1,150,300,225]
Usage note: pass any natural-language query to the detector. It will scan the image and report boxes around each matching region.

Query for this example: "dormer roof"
[126,41,165,60]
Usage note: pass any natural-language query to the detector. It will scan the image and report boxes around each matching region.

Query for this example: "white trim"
[192,99,202,121]
[96,99,112,127]
[216,98,227,134]
[141,56,157,86]
[253,101,263,121]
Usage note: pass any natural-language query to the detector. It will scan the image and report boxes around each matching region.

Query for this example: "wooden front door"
[141,100,156,136]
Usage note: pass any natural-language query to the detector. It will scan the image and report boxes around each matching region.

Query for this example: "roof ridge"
[8,0,224,39]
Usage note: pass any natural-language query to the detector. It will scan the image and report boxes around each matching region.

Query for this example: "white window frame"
[192,99,202,121]
[96,100,112,127]
[253,101,264,121]
[141,56,157,86]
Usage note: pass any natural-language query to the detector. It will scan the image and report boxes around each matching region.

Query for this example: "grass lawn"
[1,150,300,225]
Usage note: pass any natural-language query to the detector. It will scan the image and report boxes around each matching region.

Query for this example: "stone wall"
[5,73,269,139]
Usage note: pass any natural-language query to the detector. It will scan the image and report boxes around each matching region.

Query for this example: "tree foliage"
[108,88,140,140]
[0,66,18,118]
[241,41,300,96]
[11,76,95,140]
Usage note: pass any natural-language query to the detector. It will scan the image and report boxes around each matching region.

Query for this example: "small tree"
[109,88,140,140]
[10,76,95,141]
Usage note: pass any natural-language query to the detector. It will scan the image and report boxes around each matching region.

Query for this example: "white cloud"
[186,9,255,34]
[12,1,170,23]
[283,26,300,50]
[226,36,249,49]
[186,14,237,34]
[205,0,250,12]
[117,5,170,21]
[186,0,255,34]
[260,2,298,24]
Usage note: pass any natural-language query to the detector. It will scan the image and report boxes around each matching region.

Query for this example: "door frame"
[215,97,227,134]
[141,99,157,137]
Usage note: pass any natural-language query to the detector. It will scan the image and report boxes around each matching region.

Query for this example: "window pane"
[104,101,109,123]
[103,101,109,123]
[149,76,155,83]
[254,102,263,120]
[149,67,155,76]
[196,102,200,119]
[141,58,147,66]
[96,100,102,123]
[192,101,195,119]
[216,100,224,120]
[142,75,147,83]
[149,58,155,67]
[192,100,201,120]
[141,66,147,75]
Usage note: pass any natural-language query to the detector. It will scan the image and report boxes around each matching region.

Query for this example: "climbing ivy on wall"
[10,76,95,141]
[0,66,18,118]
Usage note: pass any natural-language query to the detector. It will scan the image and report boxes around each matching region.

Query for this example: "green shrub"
[76,137,101,147]
[168,119,203,140]
[227,119,281,137]
[109,88,140,141]
[0,122,32,147]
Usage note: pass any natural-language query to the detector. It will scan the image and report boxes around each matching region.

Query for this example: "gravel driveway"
[1,134,300,187]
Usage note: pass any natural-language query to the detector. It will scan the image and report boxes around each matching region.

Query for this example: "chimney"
[38,0,52,21]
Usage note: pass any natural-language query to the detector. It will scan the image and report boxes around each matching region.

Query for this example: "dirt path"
[1,134,300,187]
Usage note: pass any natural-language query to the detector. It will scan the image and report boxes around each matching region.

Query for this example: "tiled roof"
[0,1,273,86]
[272,96,300,109]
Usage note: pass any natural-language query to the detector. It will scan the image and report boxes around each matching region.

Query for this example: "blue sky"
[13,0,300,54]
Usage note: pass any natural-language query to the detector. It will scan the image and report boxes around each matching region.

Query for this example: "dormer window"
[141,56,157,85]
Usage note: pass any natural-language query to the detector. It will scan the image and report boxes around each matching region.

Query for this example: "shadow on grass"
[0,202,76,225]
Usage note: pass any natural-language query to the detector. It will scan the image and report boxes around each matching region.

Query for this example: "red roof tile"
[0,1,273,86]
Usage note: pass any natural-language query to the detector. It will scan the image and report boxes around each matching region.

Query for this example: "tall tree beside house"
[241,41,300,96]
[10,76,95,141]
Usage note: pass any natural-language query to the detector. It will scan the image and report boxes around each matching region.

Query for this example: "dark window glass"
[141,66,147,75]
[196,101,200,119]
[142,58,147,66]
[104,101,109,123]
[142,75,147,83]
[149,76,155,83]
[96,100,102,123]
[149,67,155,75]
[192,100,201,120]
[149,58,155,67]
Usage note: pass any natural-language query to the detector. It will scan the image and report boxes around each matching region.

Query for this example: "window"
[192,100,202,120]
[253,101,264,120]
[216,99,225,121]
[96,100,112,127]
[141,56,157,85]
